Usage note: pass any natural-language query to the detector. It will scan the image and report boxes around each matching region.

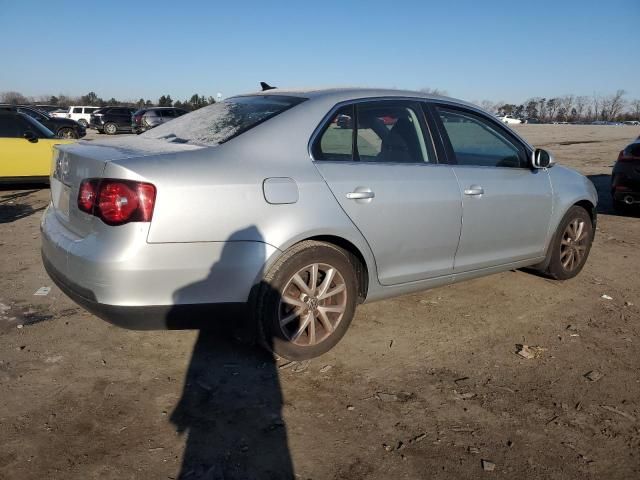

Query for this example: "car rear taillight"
[133,114,142,125]
[618,148,640,163]
[77,179,156,225]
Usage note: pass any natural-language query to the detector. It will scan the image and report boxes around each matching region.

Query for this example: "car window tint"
[17,108,45,122]
[161,110,175,118]
[437,108,525,168]
[315,106,354,161]
[72,107,83,113]
[356,103,428,163]
[0,116,20,137]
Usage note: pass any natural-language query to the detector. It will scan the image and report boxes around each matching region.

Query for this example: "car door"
[0,114,53,179]
[430,104,552,272]
[313,100,462,286]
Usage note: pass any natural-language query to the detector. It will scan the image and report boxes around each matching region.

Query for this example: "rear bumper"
[40,205,277,329]
[611,174,640,203]
[43,254,247,329]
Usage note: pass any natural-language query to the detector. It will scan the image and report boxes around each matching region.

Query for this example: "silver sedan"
[41,88,597,360]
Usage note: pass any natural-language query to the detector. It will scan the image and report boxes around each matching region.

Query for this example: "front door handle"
[463,185,484,196]
[346,190,375,200]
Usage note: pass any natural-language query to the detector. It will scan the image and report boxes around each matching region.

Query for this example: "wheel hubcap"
[560,218,588,271]
[279,263,347,347]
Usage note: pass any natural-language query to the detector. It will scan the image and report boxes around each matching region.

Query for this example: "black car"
[0,104,85,139]
[611,138,640,211]
[89,106,136,135]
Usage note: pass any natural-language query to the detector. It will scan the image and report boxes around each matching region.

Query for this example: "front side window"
[85,107,98,114]
[72,107,82,113]
[437,107,526,168]
[143,95,306,146]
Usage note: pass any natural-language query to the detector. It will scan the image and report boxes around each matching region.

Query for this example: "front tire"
[77,119,88,128]
[257,241,358,360]
[104,122,117,135]
[545,206,593,280]
[57,127,78,139]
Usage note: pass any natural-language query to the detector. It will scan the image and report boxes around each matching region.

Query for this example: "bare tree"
[630,99,640,120]
[0,91,28,104]
[560,95,574,121]
[607,89,627,120]
[546,98,560,122]
[479,100,496,113]
[592,93,602,121]
[419,87,448,96]
[575,96,588,120]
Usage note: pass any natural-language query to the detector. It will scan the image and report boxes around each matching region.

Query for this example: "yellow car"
[0,111,76,183]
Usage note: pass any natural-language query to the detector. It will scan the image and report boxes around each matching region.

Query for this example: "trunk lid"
[50,137,204,237]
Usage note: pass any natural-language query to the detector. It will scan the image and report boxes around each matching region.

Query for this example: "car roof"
[237,86,460,102]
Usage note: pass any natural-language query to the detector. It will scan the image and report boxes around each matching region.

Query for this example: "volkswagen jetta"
[41,88,597,359]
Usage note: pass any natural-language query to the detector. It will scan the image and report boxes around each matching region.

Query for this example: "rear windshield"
[141,95,307,146]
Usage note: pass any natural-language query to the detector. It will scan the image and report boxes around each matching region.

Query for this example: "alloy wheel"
[278,263,347,347]
[560,218,588,271]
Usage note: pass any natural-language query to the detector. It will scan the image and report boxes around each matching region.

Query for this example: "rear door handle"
[463,185,484,196]
[346,191,375,200]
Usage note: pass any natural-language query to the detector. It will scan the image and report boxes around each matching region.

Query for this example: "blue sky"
[0,0,638,104]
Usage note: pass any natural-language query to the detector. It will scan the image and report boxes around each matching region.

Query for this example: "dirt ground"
[0,125,639,479]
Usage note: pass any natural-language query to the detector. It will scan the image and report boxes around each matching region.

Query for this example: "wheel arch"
[259,234,372,304]
[535,198,597,272]
[307,234,369,303]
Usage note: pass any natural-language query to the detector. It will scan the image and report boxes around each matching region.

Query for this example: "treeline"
[0,91,217,111]
[476,90,640,122]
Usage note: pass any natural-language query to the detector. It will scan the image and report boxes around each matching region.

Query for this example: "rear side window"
[314,106,354,161]
[313,101,433,163]
[356,103,430,163]
[160,109,175,118]
[85,107,98,114]
[143,95,306,146]
[437,107,526,168]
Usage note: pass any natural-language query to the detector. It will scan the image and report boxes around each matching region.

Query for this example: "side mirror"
[532,148,554,169]
[23,131,38,143]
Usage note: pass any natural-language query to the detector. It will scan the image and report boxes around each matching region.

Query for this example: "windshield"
[141,95,306,146]
[21,113,55,138]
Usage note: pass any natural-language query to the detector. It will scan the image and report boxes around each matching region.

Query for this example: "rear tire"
[77,119,88,128]
[544,206,593,280]
[256,241,358,360]
[104,122,117,135]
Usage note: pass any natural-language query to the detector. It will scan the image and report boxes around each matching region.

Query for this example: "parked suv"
[89,106,136,134]
[132,107,188,134]
[0,105,86,139]
[51,106,100,127]
[611,138,640,211]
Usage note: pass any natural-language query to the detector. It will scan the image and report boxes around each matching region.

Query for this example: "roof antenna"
[260,82,276,91]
